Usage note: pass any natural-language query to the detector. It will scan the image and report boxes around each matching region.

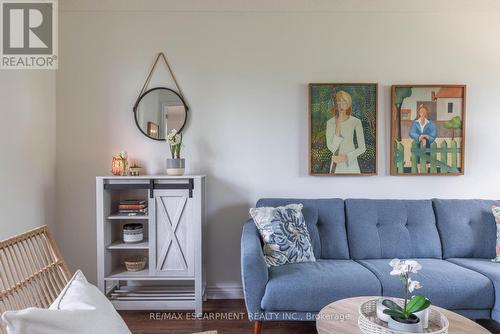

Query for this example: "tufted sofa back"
[254,198,499,261]
[433,199,500,259]
[256,198,349,259]
[345,199,443,260]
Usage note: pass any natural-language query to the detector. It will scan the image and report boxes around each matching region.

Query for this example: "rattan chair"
[0,225,71,332]
[0,226,217,334]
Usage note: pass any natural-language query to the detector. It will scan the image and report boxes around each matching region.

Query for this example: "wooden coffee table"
[316,296,491,334]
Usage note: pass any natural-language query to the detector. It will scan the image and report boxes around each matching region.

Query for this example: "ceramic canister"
[123,223,144,243]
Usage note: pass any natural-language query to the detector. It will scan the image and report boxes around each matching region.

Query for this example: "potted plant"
[166,129,185,176]
[381,259,431,333]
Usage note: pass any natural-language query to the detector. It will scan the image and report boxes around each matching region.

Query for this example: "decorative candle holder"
[129,163,142,176]
[111,151,128,176]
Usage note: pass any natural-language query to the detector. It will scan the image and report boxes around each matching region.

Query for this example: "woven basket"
[358,298,449,334]
[124,256,147,272]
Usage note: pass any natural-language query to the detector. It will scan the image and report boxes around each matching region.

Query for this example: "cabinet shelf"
[108,286,195,301]
[107,214,148,220]
[105,268,195,281]
[106,268,150,280]
[106,240,149,250]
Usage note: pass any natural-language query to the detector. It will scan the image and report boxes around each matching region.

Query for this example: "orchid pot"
[377,298,430,329]
[388,313,423,333]
[415,307,430,329]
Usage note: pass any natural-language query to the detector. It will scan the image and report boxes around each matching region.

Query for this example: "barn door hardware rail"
[104,178,194,198]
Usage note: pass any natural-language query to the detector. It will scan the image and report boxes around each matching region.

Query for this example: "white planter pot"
[376,298,429,329]
[415,307,429,329]
[388,315,423,333]
[166,158,185,176]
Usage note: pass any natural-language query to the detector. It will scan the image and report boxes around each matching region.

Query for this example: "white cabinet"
[96,175,205,313]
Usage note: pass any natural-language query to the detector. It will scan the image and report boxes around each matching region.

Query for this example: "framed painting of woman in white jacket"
[309,83,377,175]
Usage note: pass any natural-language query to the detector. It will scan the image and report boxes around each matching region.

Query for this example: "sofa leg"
[253,320,262,334]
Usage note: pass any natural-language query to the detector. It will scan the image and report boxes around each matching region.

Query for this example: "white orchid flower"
[406,260,422,273]
[389,258,422,276]
[389,258,401,267]
[390,265,403,276]
[389,258,404,276]
[408,278,422,292]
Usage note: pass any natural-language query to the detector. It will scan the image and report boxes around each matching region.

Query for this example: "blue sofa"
[241,198,500,333]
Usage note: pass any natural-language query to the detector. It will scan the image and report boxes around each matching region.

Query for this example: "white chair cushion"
[1,270,131,334]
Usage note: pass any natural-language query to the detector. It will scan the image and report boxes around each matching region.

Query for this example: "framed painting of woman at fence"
[390,84,466,175]
[309,83,377,176]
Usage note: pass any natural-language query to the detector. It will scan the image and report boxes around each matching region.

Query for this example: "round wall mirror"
[133,87,188,141]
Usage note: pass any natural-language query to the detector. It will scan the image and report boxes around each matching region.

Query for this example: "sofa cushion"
[358,259,494,310]
[261,260,381,312]
[433,199,500,259]
[257,199,349,259]
[345,199,442,259]
[447,258,500,321]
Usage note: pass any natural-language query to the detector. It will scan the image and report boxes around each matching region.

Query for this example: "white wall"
[56,0,500,289]
[0,71,56,240]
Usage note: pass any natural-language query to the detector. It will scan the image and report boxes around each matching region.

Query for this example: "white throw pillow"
[1,270,131,334]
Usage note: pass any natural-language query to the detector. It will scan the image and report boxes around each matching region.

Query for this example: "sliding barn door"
[153,189,194,277]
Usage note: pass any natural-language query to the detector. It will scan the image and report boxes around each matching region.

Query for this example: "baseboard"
[206,284,244,299]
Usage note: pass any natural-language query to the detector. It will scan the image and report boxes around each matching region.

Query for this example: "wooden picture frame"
[147,121,160,139]
[309,83,378,176]
[390,84,466,176]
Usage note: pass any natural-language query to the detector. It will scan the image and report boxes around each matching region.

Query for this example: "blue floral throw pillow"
[250,203,316,267]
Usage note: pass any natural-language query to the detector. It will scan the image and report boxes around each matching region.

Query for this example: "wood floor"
[120,299,500,334]
[120,300,314,334]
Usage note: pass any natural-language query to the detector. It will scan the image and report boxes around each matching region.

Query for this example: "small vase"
[166,158,185,176]
[388,315,423,333]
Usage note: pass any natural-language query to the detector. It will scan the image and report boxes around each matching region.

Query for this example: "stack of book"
[118,200,148,216]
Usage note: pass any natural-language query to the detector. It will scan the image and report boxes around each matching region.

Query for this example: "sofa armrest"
[241,220,268,319]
